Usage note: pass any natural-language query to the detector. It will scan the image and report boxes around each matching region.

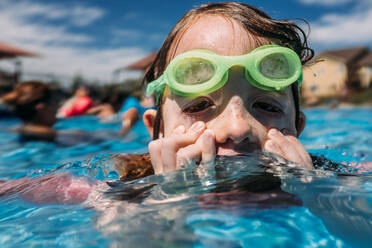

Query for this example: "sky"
[1,0,372,84]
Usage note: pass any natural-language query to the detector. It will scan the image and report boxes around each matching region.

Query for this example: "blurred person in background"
[119,93,155,135]
[57,86,93,118]
[0,94,15,118]
[1,81,109,145]
[87,86,156,136]
[86,85,131,118]
[1,81,60,141]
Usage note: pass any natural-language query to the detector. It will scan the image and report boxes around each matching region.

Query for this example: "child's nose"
[212,95,264,144]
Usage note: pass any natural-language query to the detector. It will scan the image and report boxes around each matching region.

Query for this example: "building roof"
[318,47,369,65]
[357,51,372,67]
[125,51,158,71]
[0,41,37,59]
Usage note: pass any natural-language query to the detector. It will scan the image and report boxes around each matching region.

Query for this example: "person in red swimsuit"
[57,86,93,118]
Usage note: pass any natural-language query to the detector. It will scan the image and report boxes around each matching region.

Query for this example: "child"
[139,2,371,174]
[1,2,370,205]
[142,1,315,174]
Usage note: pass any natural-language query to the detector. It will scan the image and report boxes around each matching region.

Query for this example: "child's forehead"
[172,14,271,58]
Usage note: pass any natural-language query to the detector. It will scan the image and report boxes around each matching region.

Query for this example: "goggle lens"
[175,58,215,85]
[259,53,290,79]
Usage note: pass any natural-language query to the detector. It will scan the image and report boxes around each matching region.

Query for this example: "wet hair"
[143,2,314,139]
[2,81,53,123]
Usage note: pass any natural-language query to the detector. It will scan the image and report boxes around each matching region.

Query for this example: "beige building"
[302,47,371,104]
[356,52,372,89]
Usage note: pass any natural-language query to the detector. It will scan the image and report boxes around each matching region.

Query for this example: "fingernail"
[264,140,275,151]
[175,125,185,133]
[269,128,279,136]
[204,129,214,136]
[191,121,205,131]
[201,129,214,141]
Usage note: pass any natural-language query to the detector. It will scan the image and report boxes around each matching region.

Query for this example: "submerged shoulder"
[310,154,343,172]
[311,154,372,174]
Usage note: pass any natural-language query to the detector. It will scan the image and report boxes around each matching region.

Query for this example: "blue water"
[0,116,151,179]
[0,108,371,247]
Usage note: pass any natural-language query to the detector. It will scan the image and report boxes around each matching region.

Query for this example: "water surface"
[0,108,371,247]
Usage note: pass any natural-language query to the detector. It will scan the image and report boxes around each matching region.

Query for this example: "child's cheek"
[179,108,217,130]
[163,115,195,136]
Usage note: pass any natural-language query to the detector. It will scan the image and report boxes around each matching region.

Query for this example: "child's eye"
[183,98,214,113]
[253,101,282,113]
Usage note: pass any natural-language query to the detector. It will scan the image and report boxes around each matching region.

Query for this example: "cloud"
[302,1,372,49]
[0,15,92,45]
[299,0,353,6]
[0,0,147,83]
[68,6,106,27]
[0,0,93,45]
[0,0,105,27]
[309,9,372,44]
[20,45,146,83]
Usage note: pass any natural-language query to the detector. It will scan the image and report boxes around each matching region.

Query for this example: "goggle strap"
[146,75,166,105]
[155,88,165,105]
[146,75,165,93]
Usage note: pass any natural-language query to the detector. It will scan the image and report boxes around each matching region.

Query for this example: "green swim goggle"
[146,44,302,101]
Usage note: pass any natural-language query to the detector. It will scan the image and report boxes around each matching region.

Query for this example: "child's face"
[151,15,300,156]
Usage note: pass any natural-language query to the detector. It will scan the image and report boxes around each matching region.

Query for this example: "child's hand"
[148,121,216,174]
[264,128,313,169]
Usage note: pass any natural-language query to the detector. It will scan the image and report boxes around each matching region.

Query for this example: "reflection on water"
[284,174,372,248]
[1,151,371,247]
[82,153,370,247]
[1,108,372,247]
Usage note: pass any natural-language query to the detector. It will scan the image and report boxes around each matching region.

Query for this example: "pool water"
[0,108,371,247]
[0,116,151,179]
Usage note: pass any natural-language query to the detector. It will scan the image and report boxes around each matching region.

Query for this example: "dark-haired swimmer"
[1,81,113,146]
[2,81,60,141]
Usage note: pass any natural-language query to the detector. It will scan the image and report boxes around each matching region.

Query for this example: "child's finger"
[176,144,202,170]
[198,129,216,165]
[264,139,284,157]
[164,121,206,153]
[267,129,302,159]
[266,128,313,168]
[285,135,313,168]
[148,139,164,174]
[172,125,186,135]
[161,122,206,172]
[159,125,187,172]
[175,129,216,170]
[265,138,304,166]
[267,129,292,151]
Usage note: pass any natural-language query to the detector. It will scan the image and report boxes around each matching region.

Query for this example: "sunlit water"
[0,108,371,248]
